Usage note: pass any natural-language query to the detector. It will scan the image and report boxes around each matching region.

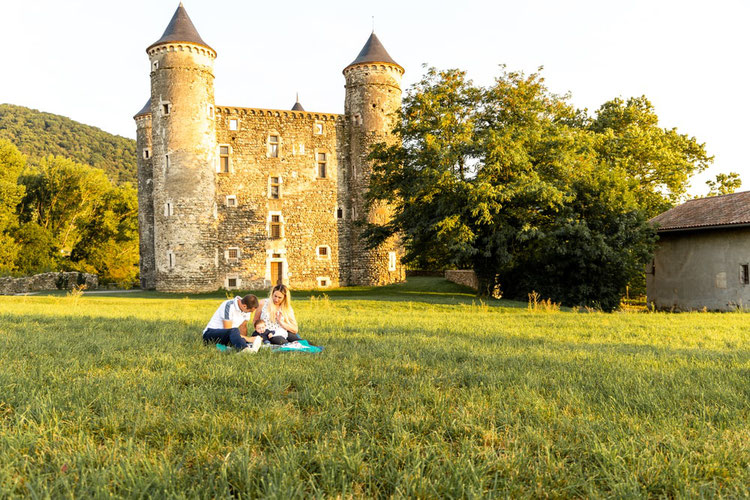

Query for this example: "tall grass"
[0,278,748,497]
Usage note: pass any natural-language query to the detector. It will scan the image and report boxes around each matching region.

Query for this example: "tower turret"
[146,3,218,292]
[134,99,155,289]
[343,32,405,285]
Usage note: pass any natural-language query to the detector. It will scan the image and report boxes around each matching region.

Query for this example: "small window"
[164,202,174,216]
[316,277,330,288]
[272,253,281,259]
[336,207,343,219]
[270,215,281,239]
[168,251,175,269]
[226,195,237,207]
[219,146,230,173]
[317,152,327,178]
[152,61,159,70]
[316,245,330,260]
[314,122,323,135]
[208,105,215,118]
[229,119,238,131]
[165,154,170,171]
[143,148,151,160]
[270,176,281,199]
[227,248,240,261]
[162,103,170,115]
[268,135,279,157]
[227,277,237,288]
[388,251,397,272]
[741,264,749,285]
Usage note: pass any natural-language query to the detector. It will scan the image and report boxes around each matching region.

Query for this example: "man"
[202,294,260,353]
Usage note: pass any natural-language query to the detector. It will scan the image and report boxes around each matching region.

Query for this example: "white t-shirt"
[203,297,252,333]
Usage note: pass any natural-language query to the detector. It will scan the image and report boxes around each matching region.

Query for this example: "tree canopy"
[365,67,719,310]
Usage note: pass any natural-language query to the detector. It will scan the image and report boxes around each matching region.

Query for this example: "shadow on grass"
[29,277,527,308]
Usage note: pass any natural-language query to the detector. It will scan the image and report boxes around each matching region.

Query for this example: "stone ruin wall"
[213,107,348,290]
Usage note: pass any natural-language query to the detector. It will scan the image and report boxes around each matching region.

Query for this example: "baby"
[251,318,292,345]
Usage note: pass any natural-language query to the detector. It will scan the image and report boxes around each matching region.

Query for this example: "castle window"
[164,202,174,216]
[388,252,397,272]
[272,253,281,259]
[162,103,171,115]
[229,119,238,131]
[226,195,237,207]
[226,247,240,262]
[219,145,230,173]
[741,264,749,285]
[337,207,343,219]
[316,245,331,260]
[226,276,239,289]
[208,104,215,118]
[270,176,281,199]
[152,61,159,70]
[268,135,279,157]
[316,277,330,288]
[165,154,170,171]
[314,122,324,135]
[270,214,282,239]
[317,152,327,178]
[143,148,151,160]
[168,251,175,269]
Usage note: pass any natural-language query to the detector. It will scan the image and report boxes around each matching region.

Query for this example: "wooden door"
[270,262,283,285]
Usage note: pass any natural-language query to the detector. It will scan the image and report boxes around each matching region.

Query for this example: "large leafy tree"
[366,67,662,309]
[0,140,26,272]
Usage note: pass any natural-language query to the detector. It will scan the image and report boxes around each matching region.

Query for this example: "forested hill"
[0,104,136,185]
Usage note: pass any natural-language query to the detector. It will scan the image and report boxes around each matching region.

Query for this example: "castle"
[134,4,405,292]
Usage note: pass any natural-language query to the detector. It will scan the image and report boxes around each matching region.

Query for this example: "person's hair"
[241,294,259,310]
[267,284,293,323]
[253,318,265,328]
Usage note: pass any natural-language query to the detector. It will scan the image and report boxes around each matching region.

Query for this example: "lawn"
[0,277,748,497]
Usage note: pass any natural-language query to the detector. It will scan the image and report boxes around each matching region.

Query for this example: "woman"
[254,284,301,345]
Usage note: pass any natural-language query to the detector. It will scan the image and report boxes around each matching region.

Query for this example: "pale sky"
[2,0,748,194]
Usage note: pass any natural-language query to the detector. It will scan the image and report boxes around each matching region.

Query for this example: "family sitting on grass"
[202,284,302,354]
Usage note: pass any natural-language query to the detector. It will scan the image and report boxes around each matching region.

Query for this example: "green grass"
[1,278,749,497]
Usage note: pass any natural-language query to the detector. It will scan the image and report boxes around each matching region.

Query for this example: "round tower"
[134,98,155,289]
[147,3,218,292]
[343,32,405,286]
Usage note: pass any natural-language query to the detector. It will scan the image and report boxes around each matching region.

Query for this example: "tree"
[366,67,659,309]
[0,140,26,272]
[706,172,742,196]
[590,96,713,217]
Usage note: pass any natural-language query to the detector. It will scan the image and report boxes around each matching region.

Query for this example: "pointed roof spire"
[344,32,402,72]
[134,98,151,118]
[147,3,214,53]
[291,93,305,111]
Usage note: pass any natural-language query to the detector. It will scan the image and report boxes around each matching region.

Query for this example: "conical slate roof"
[134,98,151,118]
[291,94,305,111]
[147,3,214,53]
[345,32,401,71]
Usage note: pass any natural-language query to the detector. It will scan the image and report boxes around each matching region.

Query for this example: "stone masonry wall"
[135,114,155,289]
[445,270,479,290]
[343,63,406,286]
[149,43,218,292]
[0,272,98,295]
[214,107,346,290]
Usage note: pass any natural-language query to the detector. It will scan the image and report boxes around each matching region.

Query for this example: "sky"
[2,0,748,195]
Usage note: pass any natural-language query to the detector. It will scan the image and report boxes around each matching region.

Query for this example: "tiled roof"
[134,98,151,117]
[345,32,402,71]
[650,190,750,232]
[147,3,213,53]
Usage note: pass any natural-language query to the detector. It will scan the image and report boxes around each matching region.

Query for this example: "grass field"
[0,277,748,498]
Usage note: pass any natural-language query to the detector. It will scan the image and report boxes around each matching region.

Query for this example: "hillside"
[0,103,136,185]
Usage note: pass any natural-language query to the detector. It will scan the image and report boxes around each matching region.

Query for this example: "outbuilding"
[647,191,750,311]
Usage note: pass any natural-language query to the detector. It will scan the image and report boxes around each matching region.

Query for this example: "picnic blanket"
[216,340,323,354]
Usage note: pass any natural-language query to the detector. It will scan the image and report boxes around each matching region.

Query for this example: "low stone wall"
[0,272,98,295]
[444,270,478,290]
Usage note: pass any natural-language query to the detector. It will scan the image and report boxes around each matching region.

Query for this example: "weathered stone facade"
[135,5,406,292]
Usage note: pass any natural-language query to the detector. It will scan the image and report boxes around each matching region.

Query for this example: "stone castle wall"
[135,114,155,290]
[149,44,219,292]
[0,272,98,295]
[212,107,348,290]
